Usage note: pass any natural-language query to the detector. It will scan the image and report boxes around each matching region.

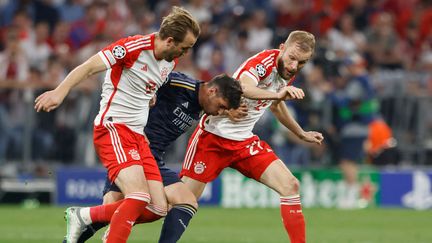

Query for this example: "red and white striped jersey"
[94,33,177,135]
[204,49,294,141]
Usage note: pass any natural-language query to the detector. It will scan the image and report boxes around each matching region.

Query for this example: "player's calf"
[158,182,199,243]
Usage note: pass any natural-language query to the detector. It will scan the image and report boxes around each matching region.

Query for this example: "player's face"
[165,31,197,62]
[202,88,229,116]
[277,43,312,80]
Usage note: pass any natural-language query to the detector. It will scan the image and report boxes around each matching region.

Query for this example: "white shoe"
[64,207,87,243]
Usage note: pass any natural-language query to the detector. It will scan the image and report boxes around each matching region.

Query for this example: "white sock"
[79,207,92,225]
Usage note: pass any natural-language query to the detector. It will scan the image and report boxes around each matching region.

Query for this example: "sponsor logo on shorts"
[129,149,140,160]
[194,161,206,174]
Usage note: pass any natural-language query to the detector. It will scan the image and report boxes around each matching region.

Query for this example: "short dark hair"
[209,74,243,109]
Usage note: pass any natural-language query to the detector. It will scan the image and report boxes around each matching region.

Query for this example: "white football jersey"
[204,49,294,141]
[94,33,177,134]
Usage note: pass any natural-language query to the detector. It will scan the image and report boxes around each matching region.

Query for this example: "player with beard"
[35,7,200,243]
[179,30,324,243]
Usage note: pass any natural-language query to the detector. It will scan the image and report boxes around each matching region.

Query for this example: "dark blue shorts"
[102,166,181,195]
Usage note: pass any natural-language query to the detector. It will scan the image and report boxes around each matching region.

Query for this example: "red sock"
[280,195,306,243]
[136,204,166,223]
[106,192,150,243]
[89,199,165,225]
[90,199,124,223]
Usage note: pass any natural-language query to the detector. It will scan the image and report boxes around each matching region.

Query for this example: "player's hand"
[226,103,248,122]
[277,86,305,100]
[300,131,324,145]
[149,94,157,107]
[34,88,67,112]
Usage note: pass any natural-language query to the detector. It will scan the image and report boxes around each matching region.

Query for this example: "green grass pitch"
[0,205,431,243]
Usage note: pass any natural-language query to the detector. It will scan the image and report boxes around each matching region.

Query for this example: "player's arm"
[239,73,305,100]
[34,54,107,112]
[270,100,324,145]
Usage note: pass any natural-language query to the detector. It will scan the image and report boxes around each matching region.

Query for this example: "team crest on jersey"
[112,45,126,59]
[256,64,266,77]
[128,149,140,160]
[161,67,169,81]
[194,161,206,174]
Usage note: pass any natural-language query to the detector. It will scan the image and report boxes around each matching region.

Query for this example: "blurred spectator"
[327,13,366,59]
[420,36,432,72]
[365,12,403,69]
[11,10,34,42]
[127,8,157,36]
[103,0,131,40]
[47,21,73,66]
[245,9,273,54]
[199,46,225,81]
[68,1,106,50]
[345,0,376,31]
[58,0,85,23]
[175,51,199,78]
[207,0,231,24]
[196,26,236,74]
[185,0,211,23]
[33,0,60,32]
[311,0,351,36]
[191,19,211,59]
[75,34,108,64]
[364,118,399,166]
[0,27,29,161]
[229,30,251,70]
[21,21,52,71]
[30,67,55,161]
[273,0,312,34]
[0,28,29,80]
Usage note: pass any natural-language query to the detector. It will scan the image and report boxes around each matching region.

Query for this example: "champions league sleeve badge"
[112,45,126,59]
[255,64,266,77]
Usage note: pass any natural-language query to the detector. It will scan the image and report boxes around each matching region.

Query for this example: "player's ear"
[166,37,176,47]
[209,86,218,96]
[279,43,285,51]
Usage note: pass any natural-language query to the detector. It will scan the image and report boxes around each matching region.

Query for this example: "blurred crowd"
[0,0,431,174]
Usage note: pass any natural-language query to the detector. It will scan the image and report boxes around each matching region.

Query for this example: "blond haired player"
[180,30,324,243]
[35,7,200,243]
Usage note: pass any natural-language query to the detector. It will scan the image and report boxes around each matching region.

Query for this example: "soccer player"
[34,7,200,243]
[74,71,243,243]
[180,30,324,243]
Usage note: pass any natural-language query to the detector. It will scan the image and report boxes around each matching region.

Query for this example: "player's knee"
[103,191,124,204]
[147,201,168,217]
[183,196,199,210]
[170,191,199,209]
[154,200,169,212]
[279,176,300,196]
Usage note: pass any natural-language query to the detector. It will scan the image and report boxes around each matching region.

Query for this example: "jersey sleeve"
[235,50,277,84]
[98,35,148,69]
